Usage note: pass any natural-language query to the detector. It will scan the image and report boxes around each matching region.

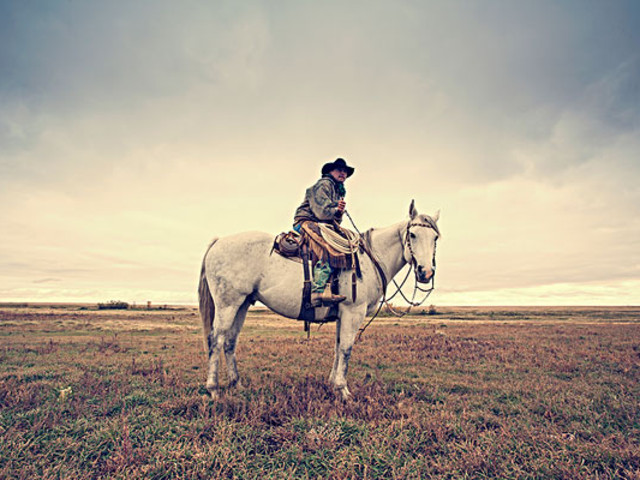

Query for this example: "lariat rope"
[317,223,360,255]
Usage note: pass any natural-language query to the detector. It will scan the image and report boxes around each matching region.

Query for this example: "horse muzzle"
[416,265,434,283]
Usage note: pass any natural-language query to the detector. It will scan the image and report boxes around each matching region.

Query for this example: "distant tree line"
[97,300,129,310]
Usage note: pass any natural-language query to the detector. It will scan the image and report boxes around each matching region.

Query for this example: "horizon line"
[1,302,638,309]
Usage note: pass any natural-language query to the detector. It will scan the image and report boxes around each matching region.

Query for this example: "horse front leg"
[224,297,251,389]
[331,307,365,400]
[329,319,341,385]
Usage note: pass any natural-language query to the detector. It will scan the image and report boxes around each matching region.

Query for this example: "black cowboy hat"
[321,158,355,177]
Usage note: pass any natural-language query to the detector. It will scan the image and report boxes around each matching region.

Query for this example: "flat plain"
[1,304,639,479]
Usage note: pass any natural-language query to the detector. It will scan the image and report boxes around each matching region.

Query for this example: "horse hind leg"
[206,301,244,398]
[224,296,253,389]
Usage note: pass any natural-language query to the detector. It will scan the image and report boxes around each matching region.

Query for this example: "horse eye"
[410,232,416,239]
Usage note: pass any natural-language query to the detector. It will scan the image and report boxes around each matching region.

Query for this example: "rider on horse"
[293,158,355,306]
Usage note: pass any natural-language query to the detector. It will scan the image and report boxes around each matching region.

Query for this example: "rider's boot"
[311,261,346,306]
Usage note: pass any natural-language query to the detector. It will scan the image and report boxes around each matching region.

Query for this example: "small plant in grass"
[419,304,438,315]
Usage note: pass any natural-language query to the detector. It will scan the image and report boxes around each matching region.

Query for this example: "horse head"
[403,200,440,284]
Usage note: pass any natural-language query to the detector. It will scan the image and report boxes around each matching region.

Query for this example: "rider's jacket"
[294,174,345,225]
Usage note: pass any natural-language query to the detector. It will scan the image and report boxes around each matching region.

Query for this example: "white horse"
[198,201,440,400]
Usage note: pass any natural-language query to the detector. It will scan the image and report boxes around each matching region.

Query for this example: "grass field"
[1,305,639,479]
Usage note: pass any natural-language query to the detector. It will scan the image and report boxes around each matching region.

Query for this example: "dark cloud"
[2,3,200,109]
[1,1,639,303]
[2,1,639,181]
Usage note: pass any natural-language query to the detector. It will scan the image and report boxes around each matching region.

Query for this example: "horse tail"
[198,238,218,354]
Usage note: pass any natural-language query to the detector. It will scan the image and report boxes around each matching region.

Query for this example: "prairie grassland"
[0,305,639,479]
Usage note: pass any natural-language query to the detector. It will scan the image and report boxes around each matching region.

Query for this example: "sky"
[1,0,639,306]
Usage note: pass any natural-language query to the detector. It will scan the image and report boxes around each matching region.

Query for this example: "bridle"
[404,219,439,277]
[385,219,439,312]
[347,212,440,340]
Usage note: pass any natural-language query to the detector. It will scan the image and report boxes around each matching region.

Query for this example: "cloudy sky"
[1,1,639,306]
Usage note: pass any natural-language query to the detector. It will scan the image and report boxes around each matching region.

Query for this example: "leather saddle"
[272,228,351,332]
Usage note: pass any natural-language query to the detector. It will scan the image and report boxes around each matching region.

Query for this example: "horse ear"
[409,199,417,219]
[432,209,440,222]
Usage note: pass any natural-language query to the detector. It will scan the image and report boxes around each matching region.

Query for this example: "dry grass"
[1,305,639,479]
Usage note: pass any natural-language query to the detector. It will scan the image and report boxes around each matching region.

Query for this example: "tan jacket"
[293,175,345,225]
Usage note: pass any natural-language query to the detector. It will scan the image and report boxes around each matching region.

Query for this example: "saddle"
[272,222,362,331]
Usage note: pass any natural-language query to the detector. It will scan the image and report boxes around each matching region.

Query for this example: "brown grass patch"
[1,305,639,479]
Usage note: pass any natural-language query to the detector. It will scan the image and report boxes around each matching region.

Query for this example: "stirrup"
[311,290,346,307]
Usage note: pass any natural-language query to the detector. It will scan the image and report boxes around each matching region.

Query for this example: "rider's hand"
[337,199,346,212]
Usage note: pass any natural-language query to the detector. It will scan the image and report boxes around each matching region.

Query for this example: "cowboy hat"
[321,158,355,177]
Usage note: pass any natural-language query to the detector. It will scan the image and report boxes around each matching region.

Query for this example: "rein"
[344,211,438,341]
[389,220,438,308]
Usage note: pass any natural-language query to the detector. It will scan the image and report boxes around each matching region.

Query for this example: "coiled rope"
[317,223,360,254]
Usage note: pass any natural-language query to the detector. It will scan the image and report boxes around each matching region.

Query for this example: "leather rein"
[344,211,439,340]
[393,219,439,308]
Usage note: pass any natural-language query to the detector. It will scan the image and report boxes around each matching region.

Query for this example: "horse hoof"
[228,378,243,389]
[206,385,219,400]
[339,386,352,401]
